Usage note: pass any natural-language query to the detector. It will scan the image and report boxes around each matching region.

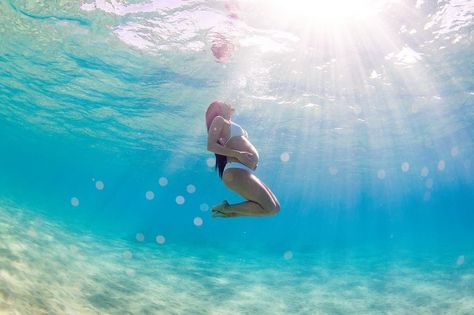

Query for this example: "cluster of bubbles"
[320,145,468,202]
[69,175,209,250]
[146,176,170,200]
[64,144,469,265]
[209,145,468,206]
[144,178,197,215]
[133,233,166,245]
[266,147,465,182]
[138,176,205,244]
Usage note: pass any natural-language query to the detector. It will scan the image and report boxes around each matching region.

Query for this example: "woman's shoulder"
[211,115,230,125]
[209,116,231,133]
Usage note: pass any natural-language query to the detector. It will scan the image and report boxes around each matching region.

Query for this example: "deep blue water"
[1,0,474,313]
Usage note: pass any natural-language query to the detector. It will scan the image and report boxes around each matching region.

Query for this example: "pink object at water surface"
[225,1,240,12]
[211,33,235,62]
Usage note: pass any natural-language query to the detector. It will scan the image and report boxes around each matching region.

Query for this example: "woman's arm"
[207,116,256,168]
[207,116,240,157]
[209,142,256,169]
[208,142,241,157]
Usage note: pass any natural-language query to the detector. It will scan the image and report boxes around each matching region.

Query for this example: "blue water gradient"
[1,0,474,313]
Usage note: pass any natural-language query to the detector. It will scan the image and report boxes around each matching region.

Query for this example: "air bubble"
[280,152,290,162]
[136,233,144,242]
[437,160,445,171]
[146,191,155,200]
[156,235,166,244]
[283,251,293,260]
[420,167,429,177]
[377,169,386,179]
[207,158,216,167]
[187,184,196,193]
[95,180,104,190]
[193,217,203,226]
[401,162,410,172]
[159,177,168,186]
[71,197,79,207]
[176,195,185,205]
[451,146,459,157]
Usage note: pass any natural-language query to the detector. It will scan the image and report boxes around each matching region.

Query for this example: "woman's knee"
[274,197,281,213]
[267,202,280,215]
[261,189,280,215]
[259,198,280,215]
[273,201,281,214]
[223,169,280,215]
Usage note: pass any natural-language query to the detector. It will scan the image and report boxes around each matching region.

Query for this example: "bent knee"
[268,197,281,215]
[274,202,281,214]
[272,203,281,215]
[262,202,280,216]
[274,198,281,213]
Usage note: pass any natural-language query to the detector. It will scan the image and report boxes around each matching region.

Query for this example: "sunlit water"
[1,0,474,314]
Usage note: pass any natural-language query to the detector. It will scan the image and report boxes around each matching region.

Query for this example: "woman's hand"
[236,151,257,170]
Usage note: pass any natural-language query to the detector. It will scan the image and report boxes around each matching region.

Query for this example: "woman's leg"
[212,168,280,217]
[254,177,281,211]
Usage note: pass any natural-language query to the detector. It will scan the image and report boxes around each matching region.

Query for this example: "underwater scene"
[1,0,473,314]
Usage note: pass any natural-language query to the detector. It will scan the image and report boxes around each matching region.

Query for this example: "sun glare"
[265,0,385,25]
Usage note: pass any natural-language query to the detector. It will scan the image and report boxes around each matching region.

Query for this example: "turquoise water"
[1,0,474,314]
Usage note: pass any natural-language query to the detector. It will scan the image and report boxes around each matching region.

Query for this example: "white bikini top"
[224,120,248,145]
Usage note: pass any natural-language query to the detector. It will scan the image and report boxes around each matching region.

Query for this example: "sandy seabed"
[0,199,473,315]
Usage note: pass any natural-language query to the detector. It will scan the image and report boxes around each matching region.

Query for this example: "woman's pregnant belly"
[225,136,259,169]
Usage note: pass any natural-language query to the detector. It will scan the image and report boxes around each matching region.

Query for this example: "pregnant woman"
[206,101,281,218]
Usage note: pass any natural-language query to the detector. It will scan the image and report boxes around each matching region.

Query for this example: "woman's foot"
[212,211,238,218]
[211,200,229,212]
[211,200,237,218]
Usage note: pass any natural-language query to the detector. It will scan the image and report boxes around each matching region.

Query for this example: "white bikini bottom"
[223,161,255,174]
